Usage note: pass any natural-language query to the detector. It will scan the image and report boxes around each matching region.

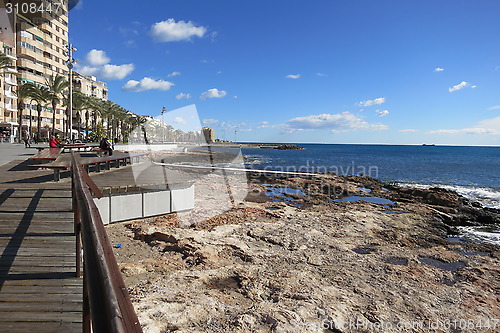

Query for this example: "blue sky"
[69,0,500,145]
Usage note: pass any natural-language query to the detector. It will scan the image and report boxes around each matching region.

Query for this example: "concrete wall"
[94,184,194,224]
[115,143,178,151]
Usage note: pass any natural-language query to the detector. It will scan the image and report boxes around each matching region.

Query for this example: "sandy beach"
[105,167,500,333]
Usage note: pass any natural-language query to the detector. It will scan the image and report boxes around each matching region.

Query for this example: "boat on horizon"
[422,144,436,146]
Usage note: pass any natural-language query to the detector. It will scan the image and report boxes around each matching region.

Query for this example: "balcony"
[5,66,17,73]
[5,104,17,112]
[4,77,17,86]
[4,90,16,99]
[4,53,16,60]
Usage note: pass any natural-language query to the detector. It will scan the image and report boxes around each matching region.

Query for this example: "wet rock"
[105,173,500,333]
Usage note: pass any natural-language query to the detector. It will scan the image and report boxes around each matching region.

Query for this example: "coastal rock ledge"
[107,173,500,333]
[275,144,304,150]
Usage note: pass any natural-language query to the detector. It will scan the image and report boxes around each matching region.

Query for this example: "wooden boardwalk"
[0,159,82,332]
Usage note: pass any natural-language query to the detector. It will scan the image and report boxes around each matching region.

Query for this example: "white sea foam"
[455,226,500,246]
[397,183,500,209]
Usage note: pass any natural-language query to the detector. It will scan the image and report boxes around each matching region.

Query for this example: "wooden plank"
[0,322,82,333]
[0,284,81,290]
[0,294,82,302]
[2,279,81,286]
[0,301,82,311]
[0,311,82,321]
[29,148,63,160]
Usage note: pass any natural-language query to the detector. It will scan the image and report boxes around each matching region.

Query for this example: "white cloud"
[77,50,134,80]
[399,129,417,133]
[77,65,99,76]
[124,40,136,48]
[200,88,227,100]
[99,64,135,80]
[78,64,135,80]
[427,116,500,135]
[358,97,385,107]
[428,128,496,135]
[434,67,444,72]
[120,28,139,38]
[285,112,388,133]
[471,85,477,89]
[168,71,181,77]
[85,49,111,66]
[151,19,207,42]
[202,119,218,125]
[316,73,327,77]
[448,81,470,92]
[176,93,192,100]
[286,74,301,79]
[122,77,174,92]
[376,109,389,117]
[172,117,187,124]
[487,105,500,110]
[257,121,270,128]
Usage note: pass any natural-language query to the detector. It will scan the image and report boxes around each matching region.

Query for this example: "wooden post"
[83,263,91,333]
[72,175,81,278]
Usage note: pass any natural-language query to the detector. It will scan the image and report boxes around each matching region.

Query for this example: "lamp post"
[161,106,166,143]
[65,43,76,141]
[28,105,33,144]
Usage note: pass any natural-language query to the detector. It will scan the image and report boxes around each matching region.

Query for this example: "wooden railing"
[71,152,143,333]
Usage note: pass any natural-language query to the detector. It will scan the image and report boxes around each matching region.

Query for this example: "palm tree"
[121,112,136,143]
[113,106,130,142]
[97,100,120,138]
[14,83,36,142]
[45,74,68,136]
[71,92,91,140]
[138,116,149,144]
[28,85,51,142]
[86,96,103,136]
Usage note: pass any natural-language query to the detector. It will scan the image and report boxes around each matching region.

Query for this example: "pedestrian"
[99,137,113,156]
[49,136,59,148]
[22,131,30,148]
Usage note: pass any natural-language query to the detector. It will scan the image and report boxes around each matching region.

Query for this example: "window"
[20,31,33,40]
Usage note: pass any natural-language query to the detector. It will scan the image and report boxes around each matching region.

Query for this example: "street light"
[64,43,77,141]
[161,106,166,142]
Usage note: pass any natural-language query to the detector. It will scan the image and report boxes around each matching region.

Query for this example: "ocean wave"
[396,183,500,209]
[455,226,500,246]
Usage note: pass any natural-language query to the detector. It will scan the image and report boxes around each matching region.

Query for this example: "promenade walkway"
[0,156,82,332]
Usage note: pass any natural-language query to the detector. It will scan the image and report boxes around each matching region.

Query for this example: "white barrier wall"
[94,185,194,224]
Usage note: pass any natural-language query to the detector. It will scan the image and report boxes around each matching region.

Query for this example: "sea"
[241,144,500,245]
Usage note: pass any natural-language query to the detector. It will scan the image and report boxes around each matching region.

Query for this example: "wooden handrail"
[71,152,142,333]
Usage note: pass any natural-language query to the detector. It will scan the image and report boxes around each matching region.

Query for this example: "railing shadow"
[7,160,33,172]
[0,188,44,291]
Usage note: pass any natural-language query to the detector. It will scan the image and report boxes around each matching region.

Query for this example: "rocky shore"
[106,170,500,333]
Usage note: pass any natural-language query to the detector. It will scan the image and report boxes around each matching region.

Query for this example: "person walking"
[22,131,30,148]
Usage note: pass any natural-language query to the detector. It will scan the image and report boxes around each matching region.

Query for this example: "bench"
[29,148,63,161]
[61,144,100,152]
[30,152,148,181]
[89,147,109,156]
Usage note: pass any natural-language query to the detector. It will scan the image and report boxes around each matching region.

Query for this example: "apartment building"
[73,71,108,100]
[0,1,70,141]
[202,127,215,143]
[0,9,18,142]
